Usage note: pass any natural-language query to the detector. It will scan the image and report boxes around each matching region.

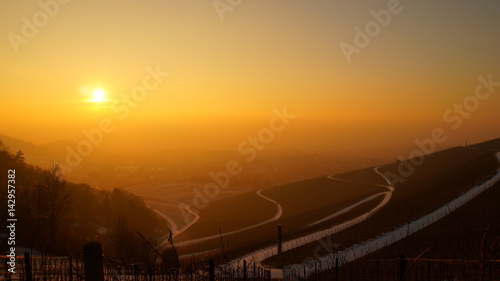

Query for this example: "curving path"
[305,192,386,228]
[173,204,200,236]
[374,166,394,188]
[224,167,396,278]
[307,173,394,228]
[256,188,283,221]
[150,207,180,233]
[176,187,282,247]
[153,203,200,250]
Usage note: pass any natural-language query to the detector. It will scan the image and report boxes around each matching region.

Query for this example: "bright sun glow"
[90,89,106,102]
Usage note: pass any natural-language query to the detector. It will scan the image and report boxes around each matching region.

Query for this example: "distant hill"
[0,134,129,185]
[0,134,53,168]
[0,135,118,168]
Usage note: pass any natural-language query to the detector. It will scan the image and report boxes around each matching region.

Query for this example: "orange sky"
[1,0,499,155]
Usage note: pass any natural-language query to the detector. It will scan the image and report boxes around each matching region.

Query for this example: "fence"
[1,242,272,281]
[4,243,499,281]
[284,258,500,281]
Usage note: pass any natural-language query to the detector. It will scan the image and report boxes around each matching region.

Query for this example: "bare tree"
[35,163,70,252]
[478,213,500,281]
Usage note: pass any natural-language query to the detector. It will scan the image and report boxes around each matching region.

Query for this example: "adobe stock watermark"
[6,169,17,274]
[382,74,500,186]
[340,0,405,64]
[213,0,244,21]
[179,106,296,223]
[61,65,169,171]
[7,0,72,54]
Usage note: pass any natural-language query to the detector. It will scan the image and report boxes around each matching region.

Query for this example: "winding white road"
[225,167,396,278]
[307,174,394,228]
[305,192,386,228]
[374,166,394,187]
[176,188,282,247]
[173,204,200,236]
[152,203,200,251]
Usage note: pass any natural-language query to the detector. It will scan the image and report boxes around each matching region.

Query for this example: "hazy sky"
[1,0,499,154]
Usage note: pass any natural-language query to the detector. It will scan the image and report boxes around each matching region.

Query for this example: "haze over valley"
[1,1,500,280]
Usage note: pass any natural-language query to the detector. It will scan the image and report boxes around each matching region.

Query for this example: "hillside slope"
[262,139,500,267]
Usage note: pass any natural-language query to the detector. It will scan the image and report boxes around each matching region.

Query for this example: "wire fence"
[1,252,272,281]
[284,258,500,281]
[4,252,500,281]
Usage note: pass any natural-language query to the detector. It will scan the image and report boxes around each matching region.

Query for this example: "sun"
[90,89,106,102]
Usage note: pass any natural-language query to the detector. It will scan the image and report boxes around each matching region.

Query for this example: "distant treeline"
[0,140,169,261]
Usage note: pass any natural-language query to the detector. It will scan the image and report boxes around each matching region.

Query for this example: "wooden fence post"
[148,262,153,281]
[243,260,247,281]
[335,258,339,281]
[83,242,104,281]
[315,262,318,281]
[399,254,407,281]
[4,256,9,281]
[278,224,283,268]
[68,256,73,281]
[24,252,32,281]
[208,260,215,281]
[43,256,47,281]
[439,262,443,280]
[427,260,431,281]
[349,261,353,281]
[134,264,139,281]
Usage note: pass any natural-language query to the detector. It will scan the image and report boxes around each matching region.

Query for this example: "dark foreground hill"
[0,140,169,260]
